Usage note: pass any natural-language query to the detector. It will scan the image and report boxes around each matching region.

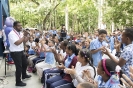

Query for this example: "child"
[35,40,56,79]
[85,59,121,88]
[27,38,40,72]
[46,44,78,88]
[90,30,107,67]
[84,39,90,49]
[26,37,36,55]
[62,49,96,88]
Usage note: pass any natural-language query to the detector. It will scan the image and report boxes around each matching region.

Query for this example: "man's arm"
[14,30,29,45]
[23,36,30,43]
[14,36,25,45]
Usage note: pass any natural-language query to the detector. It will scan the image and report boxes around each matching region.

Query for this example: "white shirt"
[26,41,36,49]
[60,50,66,58]
[8,30,24,52]
[73,62,95,87]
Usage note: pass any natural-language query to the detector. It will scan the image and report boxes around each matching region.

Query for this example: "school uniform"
[36,46,56,79]
[110,36,115,52]
[46,54,77,88]
[32,52,45,68]
[95,75,120,88]
[53,30,57,36]
[90,38,107,67]
[8,29,27,84]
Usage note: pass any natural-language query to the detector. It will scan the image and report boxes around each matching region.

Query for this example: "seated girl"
[27,38,41,72]
[62,49,96,88]
[26,37,36,55]
[83,59,122,88]
[46,43,78,88]
[35,40,56,79]
[32,39,48,73]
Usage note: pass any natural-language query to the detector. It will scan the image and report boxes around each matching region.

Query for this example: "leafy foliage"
[10,0,98,32]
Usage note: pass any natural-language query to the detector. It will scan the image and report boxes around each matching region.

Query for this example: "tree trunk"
[43,3,60,29]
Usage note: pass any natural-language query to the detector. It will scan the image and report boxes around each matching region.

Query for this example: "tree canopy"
[10,0,133,32]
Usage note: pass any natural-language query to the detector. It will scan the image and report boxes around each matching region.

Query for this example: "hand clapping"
[64,66,76,75]
[119,66,133,88]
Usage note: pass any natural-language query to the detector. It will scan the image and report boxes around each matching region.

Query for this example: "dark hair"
[79,49,96,78]
[67,43,79,56]
[45,39,48,45]
[124,28,133,41]
[35,38,39,43]
[101,59,116,77]
[63,40,69,47]
[13,21,21,27]
[26,28,29,31]
[98,30,107,35]
[101,59,123,85]
[79,82,96,88]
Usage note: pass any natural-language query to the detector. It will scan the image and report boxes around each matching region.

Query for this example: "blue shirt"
[45,52,55,65]
[117,35,121,42]
[66,35,70,39]
[76,39,81,43]
[49,30,53,34]
[28,49,35,55]
[90,38,107,67]
[96,75,120,88]
[106,36,111,43]
[110,36,115,52]
[35,32,40,38]
[39,52,45,58]
[65,54,75,68]
[53,30,57,34]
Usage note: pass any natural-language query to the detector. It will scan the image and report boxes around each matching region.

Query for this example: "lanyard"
[13,29,21,39]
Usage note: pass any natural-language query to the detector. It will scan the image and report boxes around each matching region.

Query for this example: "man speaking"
[8,21,31,86]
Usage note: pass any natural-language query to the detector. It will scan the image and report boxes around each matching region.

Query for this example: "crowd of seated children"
[22,28,133,88]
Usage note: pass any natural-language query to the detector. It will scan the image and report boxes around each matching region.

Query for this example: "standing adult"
[60,25,67,41]
[8,21,31,86]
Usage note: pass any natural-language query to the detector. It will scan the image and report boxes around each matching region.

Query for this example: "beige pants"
[28,55,38,67]
[35,62,53,79]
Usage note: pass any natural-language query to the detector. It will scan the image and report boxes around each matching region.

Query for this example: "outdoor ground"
[0,57,42,88]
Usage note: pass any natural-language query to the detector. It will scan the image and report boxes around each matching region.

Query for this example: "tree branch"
[43,3,60,28]
[30,0,40,5]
